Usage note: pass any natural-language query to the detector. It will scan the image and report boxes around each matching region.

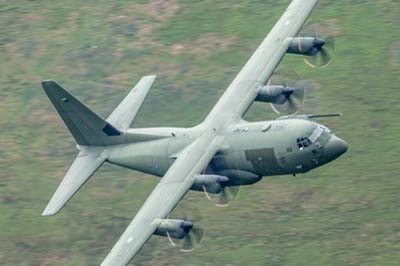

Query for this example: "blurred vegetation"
[1,0,399,265]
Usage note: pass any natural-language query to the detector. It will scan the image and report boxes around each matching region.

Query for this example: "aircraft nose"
[324,135,348,161]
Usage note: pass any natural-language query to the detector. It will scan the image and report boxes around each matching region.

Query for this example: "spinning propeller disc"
[267,69,307,115]
[300,22,337,68]
[167,205,206,252]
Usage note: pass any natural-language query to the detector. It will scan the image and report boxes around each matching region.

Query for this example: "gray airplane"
[41,0,348,265]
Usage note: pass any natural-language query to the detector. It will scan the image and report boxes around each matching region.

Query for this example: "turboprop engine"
[256,85,295,104]
[155,219,195,239]
[287,23,336,68]
[191,175,240,207]
[256,84,305,115]
[287,37,325,56]
[191,175,228,193]
[154,210,205,252]
[255,69,314,115]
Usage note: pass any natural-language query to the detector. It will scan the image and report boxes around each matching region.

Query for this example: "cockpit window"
[309,125,324,143]
[297,126,327,150]
[297,137,312,149]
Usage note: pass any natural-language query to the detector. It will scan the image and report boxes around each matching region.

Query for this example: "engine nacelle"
[154,219,192,239]
[256,85,290,104]
[216,169,262,186]
[191,175,228,194]
[287,37,324,56]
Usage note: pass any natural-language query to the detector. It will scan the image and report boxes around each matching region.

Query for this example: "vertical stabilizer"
[42,80,121,146]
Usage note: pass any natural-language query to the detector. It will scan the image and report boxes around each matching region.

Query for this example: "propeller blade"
[227,186,240,199]
[202,181,240,207]
[320,48,333,68]
[216,186,240,207]
[191,227,206,245]
[287,98,298,114]
[166,231,177,247]
[181,235,193,252]
[217,190,229,207]
[179,225,205,252]
[325,35,335,50]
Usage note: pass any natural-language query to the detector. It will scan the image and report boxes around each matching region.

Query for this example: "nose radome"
[324,135,348,160]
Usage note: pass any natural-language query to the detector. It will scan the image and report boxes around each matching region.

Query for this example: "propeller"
[179,223,205,253]
[267,70,309,115]
[202,178,240,207]
[300,23,336,68]
[167,206,206,252]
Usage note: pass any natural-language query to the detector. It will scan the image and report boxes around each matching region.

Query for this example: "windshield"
[297,125,327,150]
[309,125,324,143]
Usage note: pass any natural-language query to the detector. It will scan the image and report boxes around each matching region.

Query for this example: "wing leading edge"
[100,133,222,266]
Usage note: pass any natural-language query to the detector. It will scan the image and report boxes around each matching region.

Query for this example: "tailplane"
[41,76,163,215]
[41,146,105,216]
[107,75,156,130]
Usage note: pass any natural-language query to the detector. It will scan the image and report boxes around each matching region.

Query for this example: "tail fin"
[42,77,160,146]
[42,80,121,146]
[41,77,163,215]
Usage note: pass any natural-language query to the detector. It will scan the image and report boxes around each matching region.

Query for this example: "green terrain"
[1,0,399,265]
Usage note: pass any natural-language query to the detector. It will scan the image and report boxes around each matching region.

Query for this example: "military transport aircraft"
[41,0,348,265]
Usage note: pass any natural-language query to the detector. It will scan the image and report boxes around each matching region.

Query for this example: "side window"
[297,137,312,149]
[297,138,304,149]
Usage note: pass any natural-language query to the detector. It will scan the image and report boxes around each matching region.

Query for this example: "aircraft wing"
[101,1,320,265]
[205,0,319,125]
[100,133,222,266]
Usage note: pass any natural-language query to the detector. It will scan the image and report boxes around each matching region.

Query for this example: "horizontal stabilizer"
[107,75,156,130]
[42,147,105,216]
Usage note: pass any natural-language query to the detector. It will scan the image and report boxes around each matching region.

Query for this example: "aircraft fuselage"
[106,117,347,187]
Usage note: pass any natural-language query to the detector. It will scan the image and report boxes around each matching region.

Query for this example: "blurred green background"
[1,0,399,265]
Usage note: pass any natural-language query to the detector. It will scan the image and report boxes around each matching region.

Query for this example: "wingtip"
[41,80,58,91]
[41,80,55,86]
[41,206,57,217]
[41,211,54,217]
[143,75,157,80]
